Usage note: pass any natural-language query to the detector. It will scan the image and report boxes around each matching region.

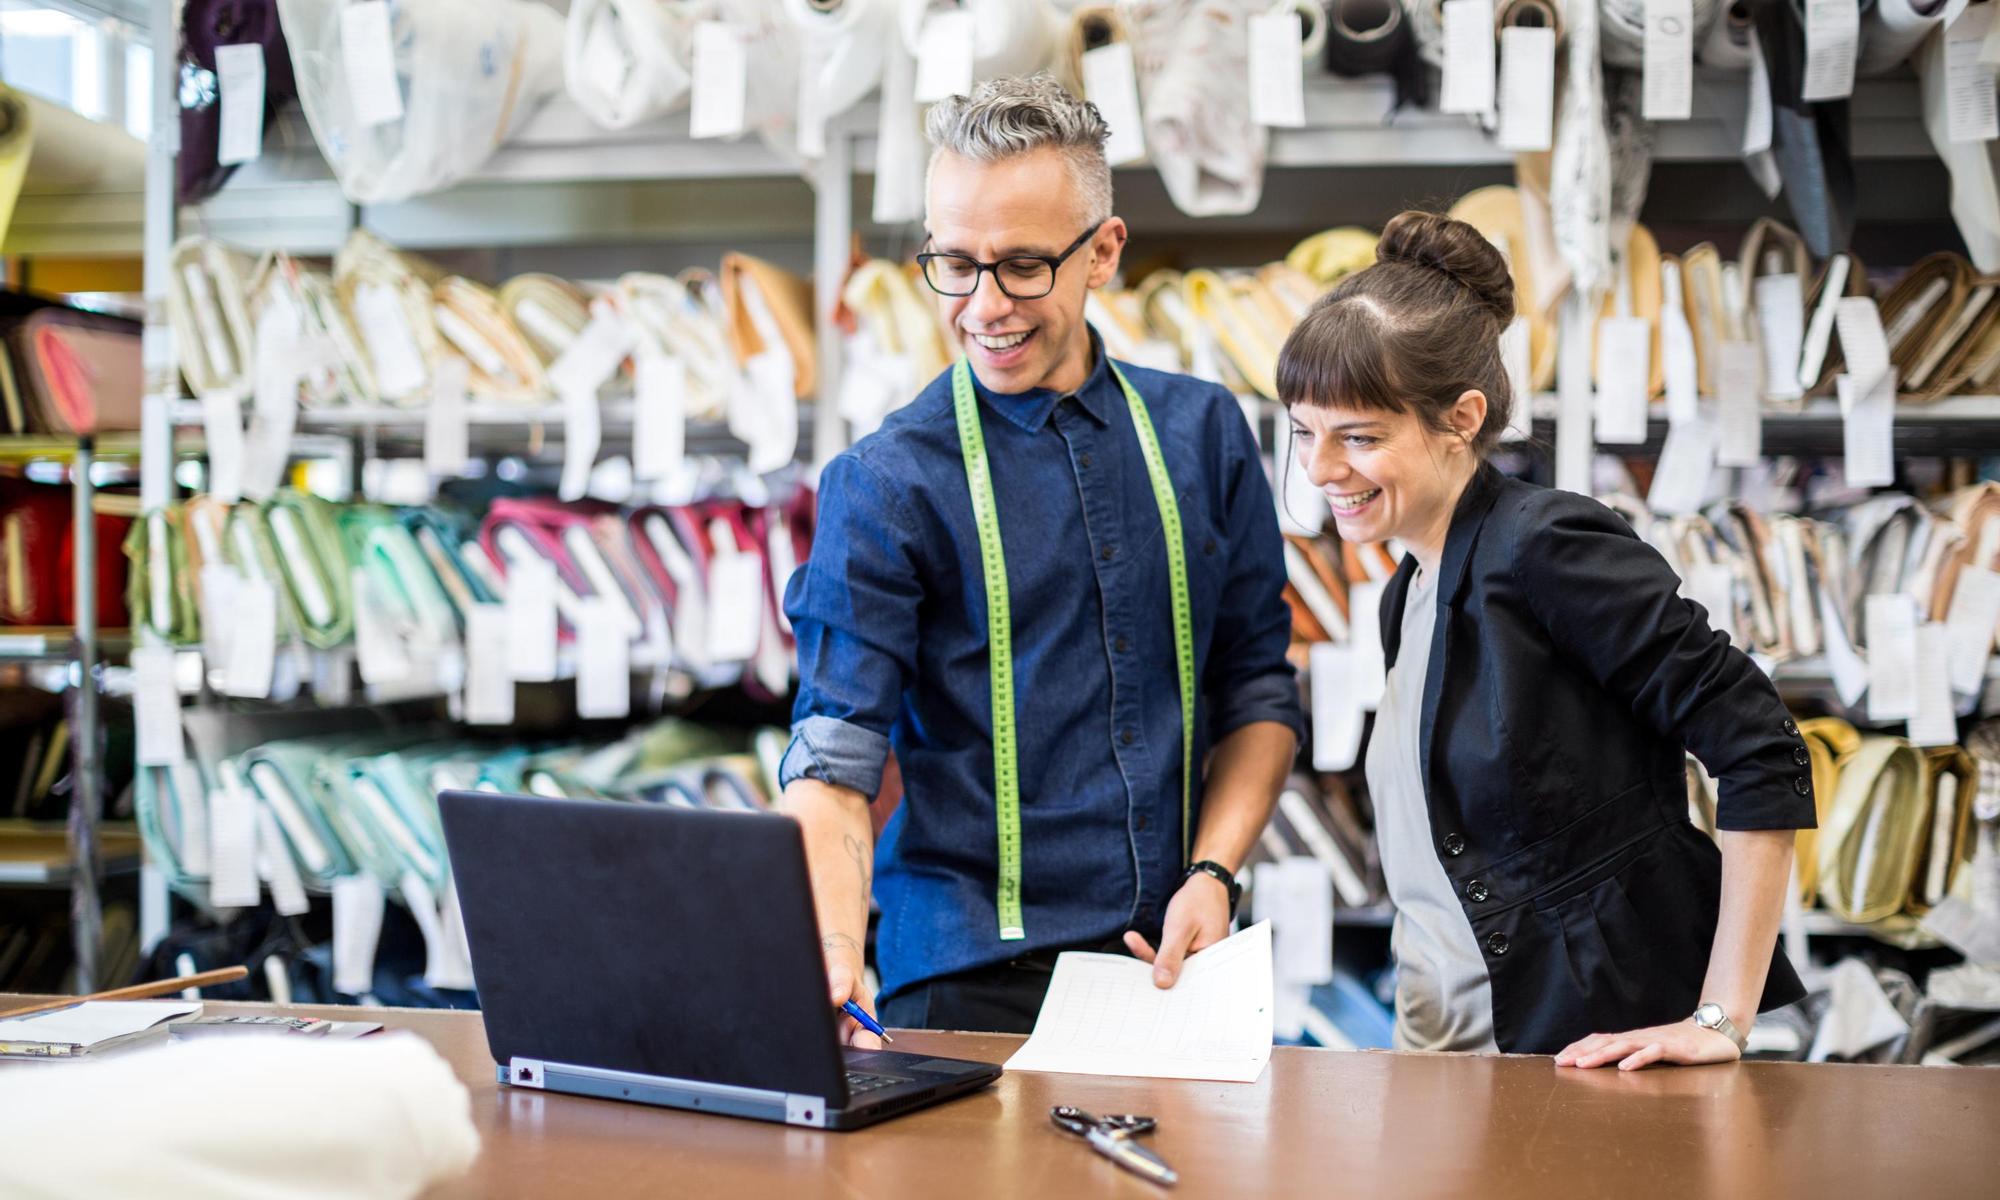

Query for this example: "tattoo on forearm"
[843,833,872,894]
[821,933,862,956]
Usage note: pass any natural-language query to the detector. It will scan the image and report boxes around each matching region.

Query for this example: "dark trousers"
[878,939,1131,1035]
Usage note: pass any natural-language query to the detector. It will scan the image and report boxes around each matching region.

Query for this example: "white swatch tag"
[340,1,405,128]
[463,603,515,725]
[215,43,266,165]
[256,807,311,917]
[243,300,301,503]
[1802,0,1859,102]
[1499,317,1534,441]
[353,281,427,400]
[576,595,632,720]
[1948,5,2000,143]
[1648,413,1718,515]
[1249,10,1308,128]
[1440,0,1497,114]
[1496,26,1557,151]
[207,767,260,909]
[133,645,185,767]
[504,556,560,683]
[1837,368,1896,488]
[560,382,601,504]
[633,349,687,481]
[1946,565,2000,694]
[914,10,977,104]
[1910,623,1959,746]
[1745,32,1774,155]
[1716,340,1764,466]
[425,354,470,477]
[201,391,245,504]
[1753,273,1806,401]
[1833,296,1891,392]
[331,875,385,995]
[1643,0,1695,120]
[1594,317,1653,445]
[1082,42,1148,166]
[1662,264,1699,425]
[706,551,765,663]
[690,21,748,140]
[1866,593,1920,721]
[222,576,277,699]
[351,568,404,687]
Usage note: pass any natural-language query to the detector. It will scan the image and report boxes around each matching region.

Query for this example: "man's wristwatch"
[1691,1002,1747,1052]
[1184,860,1242,917]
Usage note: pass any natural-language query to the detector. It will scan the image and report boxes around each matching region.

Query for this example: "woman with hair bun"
[1277,211,1815,1068]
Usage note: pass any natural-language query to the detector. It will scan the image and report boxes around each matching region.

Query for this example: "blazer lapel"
[1418,466,1507,801]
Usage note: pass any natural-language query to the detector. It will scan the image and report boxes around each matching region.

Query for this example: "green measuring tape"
[952,359,1196,942]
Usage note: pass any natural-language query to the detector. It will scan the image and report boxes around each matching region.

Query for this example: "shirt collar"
[967,326,1118,432]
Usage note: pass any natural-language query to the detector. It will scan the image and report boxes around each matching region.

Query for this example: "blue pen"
[842,1000,894,1043]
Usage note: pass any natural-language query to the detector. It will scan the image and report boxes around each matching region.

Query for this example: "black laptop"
[438,790,1001,1130]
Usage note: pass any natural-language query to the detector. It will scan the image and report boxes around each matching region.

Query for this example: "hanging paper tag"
[1753,273,1806,401]
[201,391,245,505]
[504,557,560,683]
[914,10,977,104]
[1260,857,1335,986]
[560,382,601,504]
[1802,0,1859,102]
[1496,26,1557,151]
[1594,317,1653,445]
[215,43,266,165]
[1866,593,1920,721]
[351,568,405,687]
[1817,585,1869,707]
[255,807,311,917]
[633,350,688,481]
[707,550,765,663]
[332,875,385,996]
[741,351,800,475]
[400,872,476,992]
[1082,42,1148,166]
[222,576,277,699]
[1687,563,1738,644]
[463,603,515,725]
[1555,295,1596,495]
[1948,6,2000,143]
[133,645,185,767]
[1648,414,1718,515]
[1910,623,1959,746]
[1643,0,1695,120]
[207,767,260,909]
[425,354,470,478]
[1662,277,1699,426]
[352,281,427,399]
[1946,565,2000,694]
[341,1,404,128]
[1440,0,1497,114]
[1744,33,1774,155]
[1499,317,1533,441]
[576,595,633,720]
[1715,340,1764,467]
[1837,369,1896,488]
[1249,10,1308,128]
[1308,643,1367,771]
[690,21,749,139]
[244,301,302,503]
[1834,296,1891,392]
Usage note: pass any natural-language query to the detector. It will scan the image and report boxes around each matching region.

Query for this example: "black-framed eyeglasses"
[916,222,1105,300]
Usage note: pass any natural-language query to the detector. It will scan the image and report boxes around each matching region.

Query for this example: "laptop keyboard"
[845,1071,904,1096]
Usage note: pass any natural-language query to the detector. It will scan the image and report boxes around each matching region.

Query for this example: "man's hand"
[1122,871,1233,988]
[1555,1020,1742,1071]
[821,932,882,1050]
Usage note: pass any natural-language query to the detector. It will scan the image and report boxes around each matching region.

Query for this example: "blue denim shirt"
[781,335,1302,1001]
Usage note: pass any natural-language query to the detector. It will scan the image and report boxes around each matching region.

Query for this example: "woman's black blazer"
[1377,466,1816,1054]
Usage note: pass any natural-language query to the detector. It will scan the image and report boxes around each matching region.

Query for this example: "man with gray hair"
[779,76,1300,1039]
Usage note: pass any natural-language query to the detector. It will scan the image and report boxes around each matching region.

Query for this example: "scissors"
[1050,1106,1178,1187]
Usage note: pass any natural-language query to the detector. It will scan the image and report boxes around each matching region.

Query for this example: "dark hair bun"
[1375,211,1516,324]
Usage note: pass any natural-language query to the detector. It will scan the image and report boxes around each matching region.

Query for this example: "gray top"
[1365,567,1498,1053]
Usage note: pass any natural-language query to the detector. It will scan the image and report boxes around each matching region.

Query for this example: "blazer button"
[1486,932,1510,956]
[1793,775,1811,796]
[1465,879,1489,903]
[1121,729,1136,746]
[1442,833,1466,857]
[1783,718,1799,736]
[1793,746,1810,766]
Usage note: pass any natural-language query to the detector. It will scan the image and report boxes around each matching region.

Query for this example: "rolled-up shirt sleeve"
[779,452,923,800]
[1201,399,1305,746]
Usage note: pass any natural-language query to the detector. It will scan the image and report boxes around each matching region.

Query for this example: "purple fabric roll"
[178,0,297,206]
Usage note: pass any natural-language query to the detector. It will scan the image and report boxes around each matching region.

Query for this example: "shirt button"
[1486,933,1510,957]
[1442,833,1466,857]
[1121,729,1136,746]
[1079,453,1092,468]
[1793,775,1811,796]
[1465,879,1490,903]
[1101,545,1116,561]
[1204,538,1217,555]
[1783,718,1799,736]
[1793,746,1810,766]
[1115,635,1130,653]
[1134,814,1148,831]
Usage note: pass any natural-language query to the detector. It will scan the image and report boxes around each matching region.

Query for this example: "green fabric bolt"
[124,506,201,645]
[261,489,355,649]
[236,738,360,885]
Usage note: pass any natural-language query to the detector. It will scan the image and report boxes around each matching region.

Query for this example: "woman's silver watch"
[1691,1002,1747,1052]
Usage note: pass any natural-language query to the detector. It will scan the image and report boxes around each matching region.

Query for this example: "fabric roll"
[626,506,714,677]
[1595,223,1666,397]
[1698,0,1756,67]
[899,0,1064,81]
[1286,226,1379,285]
[1929,482,2000,625]
[125,507,200,646]
[276,0,567,205]
[1918,30,2000,272]
[1748,0,1866,259]
[1845,495,1937,641]
[262,489,354,650]
[1818,735,1930,924]
[1325,0,1427,106]
[497,274,592,371]
[1880,252,1971,384]
[1135,269,1196,358]
[168,237,259,399]
[1681,243,1728,398]
[4,305,142,436]
[784,0,898,121]
[179,0,299,205]
[1709,501,1791,657]
[1138,0,1268,217]
[402,509,496,626]
[842,258,953,386]
[1859,0,1949,78]
[1922,277,2000,401]
[1405,0,1444,65]
[333,230,447,406]
[719,253,817,398]
[564,0,694,131]
[1602,0,1721,68]
[1915,746,1976,912]
[339,749,449,889]
[1258,262,1325,323]
[1184,269,1280,399]
[1797,716,1859,905]
[237,739,357,886]
[1769,513,1823,657]
[1087,288,1164,368]
[1061,4,1127,96]
[349,508,462,664]
[1550,0,1614,299]
[1799,252,1871,396]
[615,272,737,424]
[251,252,378,408]
[432,277,546,404]
[1452,186,1560,393]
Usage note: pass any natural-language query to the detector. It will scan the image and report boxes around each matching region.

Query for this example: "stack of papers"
[0,1001,201,1059]
[1005,921,1274,1083]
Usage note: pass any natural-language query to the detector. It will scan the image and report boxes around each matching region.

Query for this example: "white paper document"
[1004,921,1274,1083]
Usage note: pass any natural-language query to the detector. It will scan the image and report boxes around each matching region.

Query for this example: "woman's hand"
[1555,1021,1742,1070]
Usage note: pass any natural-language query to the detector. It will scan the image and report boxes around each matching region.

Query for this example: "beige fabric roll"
[720,253,817,398]
[167,236,258,397]
[1450,186,1561,392]
[842,258,951,384]
[497,273,592,369]
[1680,243,1727,399]
[1594,223,1666,397]
[333,230,448,406]
[1818,735,1930,924]
[249,251,379,408]
[616,271,740,423]
[1285,227,1378,286]
[432,276,547,403]
[1185,268,1279,399]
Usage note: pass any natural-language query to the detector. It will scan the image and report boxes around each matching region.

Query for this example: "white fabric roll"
[1697,1,1755,68]
[1859,0,1950,77]
[1552,0,1614,298]
[1405,0,1444,67]
[1601,0,1722,69]
[1138,0,1269,217]
[1918,27,2000,272]
[564,0,694,130]
[278,0,566,205]
[0,1033,479,1200]
[785,0,900,118]
[874,34,927,223]
[898,0,1065,81]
